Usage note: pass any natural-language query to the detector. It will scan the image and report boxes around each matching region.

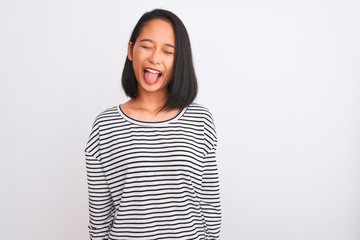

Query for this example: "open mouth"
[144,68,162,84]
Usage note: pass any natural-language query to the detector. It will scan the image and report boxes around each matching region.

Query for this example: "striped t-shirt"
[85,103,221,240]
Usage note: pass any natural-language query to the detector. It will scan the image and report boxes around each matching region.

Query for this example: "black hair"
[121,9,198,110]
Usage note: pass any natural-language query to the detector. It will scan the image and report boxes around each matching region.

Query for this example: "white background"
[1,0,359,239]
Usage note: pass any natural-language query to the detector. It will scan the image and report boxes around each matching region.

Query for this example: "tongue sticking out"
[144,71,160,84]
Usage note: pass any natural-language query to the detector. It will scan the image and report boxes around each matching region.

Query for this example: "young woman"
[85,9,221,240]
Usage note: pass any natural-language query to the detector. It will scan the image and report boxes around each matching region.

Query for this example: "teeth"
[145,68,161,74]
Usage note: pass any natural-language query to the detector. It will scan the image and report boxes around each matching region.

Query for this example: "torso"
[85,103,221,239]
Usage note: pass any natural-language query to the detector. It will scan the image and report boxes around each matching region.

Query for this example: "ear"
[127,42,133,61]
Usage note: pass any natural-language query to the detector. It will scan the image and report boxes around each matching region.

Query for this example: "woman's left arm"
[200,147,222,239]
[200,111,222,239]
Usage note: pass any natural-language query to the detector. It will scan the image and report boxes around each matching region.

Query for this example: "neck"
[121,90,181,122]
[133,91,169,114]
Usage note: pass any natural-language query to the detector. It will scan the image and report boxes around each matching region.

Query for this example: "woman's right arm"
[85,152,114,239]
[85,118,114,239]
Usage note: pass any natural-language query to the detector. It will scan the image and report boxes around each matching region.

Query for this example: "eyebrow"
[139,38,176,49]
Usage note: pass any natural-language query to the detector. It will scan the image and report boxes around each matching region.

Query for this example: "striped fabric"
[85,103,221,240]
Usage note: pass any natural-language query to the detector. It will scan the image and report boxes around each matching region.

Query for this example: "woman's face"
[128,19,176,96]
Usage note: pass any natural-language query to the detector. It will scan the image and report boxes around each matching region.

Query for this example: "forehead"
[137,19,175,44]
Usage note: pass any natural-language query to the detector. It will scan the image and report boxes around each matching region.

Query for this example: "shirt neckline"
[117,105,188,127]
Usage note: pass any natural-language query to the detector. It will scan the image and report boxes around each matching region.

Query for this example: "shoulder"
[185,103,217,135]
[91,106,119,127]
[187,103,217,150]
[186,102,216,123]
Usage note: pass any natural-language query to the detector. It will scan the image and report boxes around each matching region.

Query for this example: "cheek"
[131,58,143,81]
[132,51,144,70]
[132,59,140,72]
[132,47,146,61]
[166,57,175,73]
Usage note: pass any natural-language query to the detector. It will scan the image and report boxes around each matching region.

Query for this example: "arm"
[85,119,114,239]
[201,112,222,239]
[200,147,222,239]
[86,152,114,239]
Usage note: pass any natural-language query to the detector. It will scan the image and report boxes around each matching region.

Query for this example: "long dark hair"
[121,9,198,110]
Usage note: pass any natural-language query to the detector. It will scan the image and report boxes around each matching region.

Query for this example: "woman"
[85,9,221,240]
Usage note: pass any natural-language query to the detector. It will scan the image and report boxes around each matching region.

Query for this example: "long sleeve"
[200,112,221,239]
[200,147,221,239]
[86,153,114,239]
[85,118,114,239]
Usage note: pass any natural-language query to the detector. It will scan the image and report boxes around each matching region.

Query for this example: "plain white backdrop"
[1,0,359,239]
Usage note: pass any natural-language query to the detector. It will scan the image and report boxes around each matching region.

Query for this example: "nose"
[149,49,161,65]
